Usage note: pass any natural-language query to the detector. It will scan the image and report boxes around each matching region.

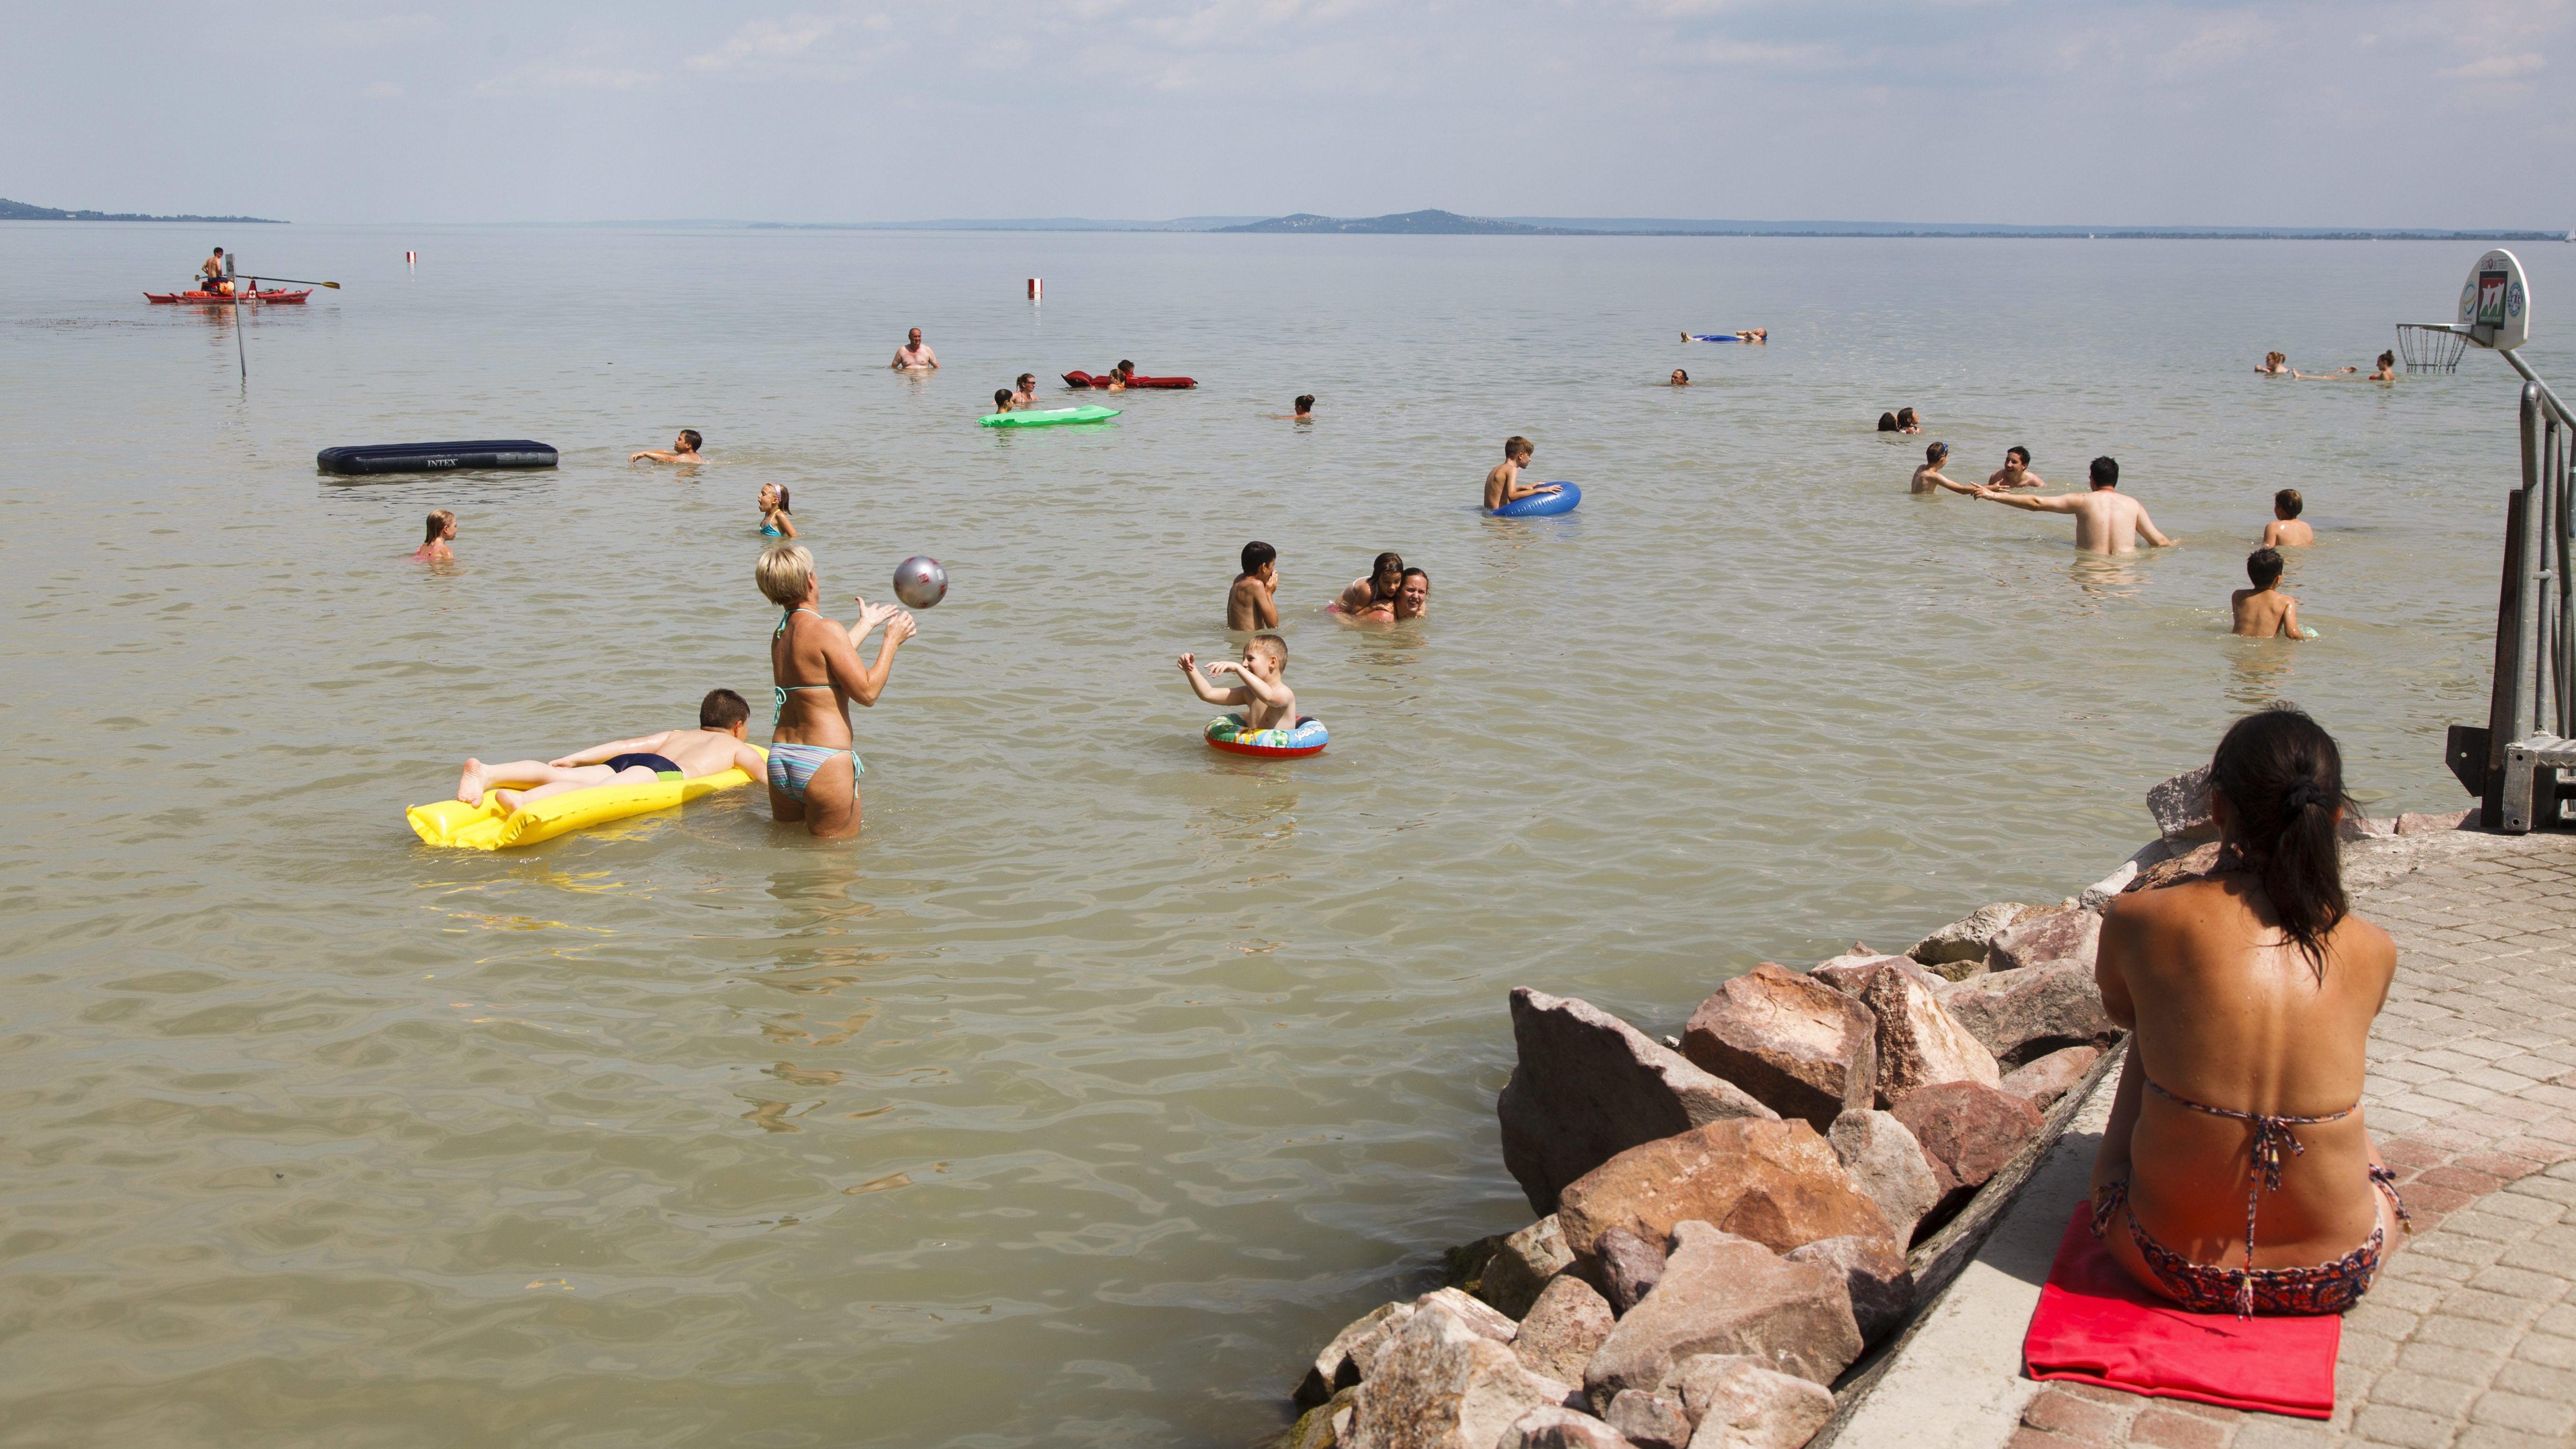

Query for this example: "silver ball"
[891,555,948,608]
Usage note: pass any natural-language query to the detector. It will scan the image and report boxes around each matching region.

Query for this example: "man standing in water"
[891,329,938,370]
[1976,456,2176,555]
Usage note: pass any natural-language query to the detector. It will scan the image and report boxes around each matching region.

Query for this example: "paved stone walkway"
[1846,829,2576,1449]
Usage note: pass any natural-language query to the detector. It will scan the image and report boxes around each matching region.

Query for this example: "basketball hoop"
[2398,323,2471,374]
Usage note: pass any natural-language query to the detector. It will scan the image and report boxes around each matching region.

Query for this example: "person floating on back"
[758,483,797,539]
[1911,442,1977,496]
[632,429,704,465]
[414,510,457,562]
[1987,446,2044,490]
[1230,541,1280,631]
[1178,635,1295,735]
[453,689,767,811]
[2233,548,2315,639]
[1484,436,1561,512]
[2262,489,2314,548]
[1975,455,2176,555]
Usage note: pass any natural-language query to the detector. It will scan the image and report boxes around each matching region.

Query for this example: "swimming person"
[1484,436,1561,511]
[1987,446,2044,490]
[1393,567,1430,620]
[2366,351,2397,382]
[992,388,1016,415]
[1671,370,1691,387]
[2091,706,2404,1316]
[1738,328,1767,343]
[1271,394,1318,420]
[1896,407,1921,433]
[2262,489,2314,548]
[891,329,938,370]
[453,689,767,812]
[1975,456,2176,555]
[1335,552,1405,616]
[759,483,797,538]
[1230,541,1280,631]
[1011,374,1039,405]
[2233,548,2313,639]
[2258,352,2290,375]
[1178,635,1296,735]
[631,430,705,464]
[414,510,457,562]
[1910,442,1978,496]
[1877,412,1900,432]
[758,544,917,840]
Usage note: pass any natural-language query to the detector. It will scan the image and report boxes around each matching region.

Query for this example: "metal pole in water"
[232,255,247,381]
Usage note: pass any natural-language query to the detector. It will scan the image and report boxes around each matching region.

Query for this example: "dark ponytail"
[2209,706,2354,978]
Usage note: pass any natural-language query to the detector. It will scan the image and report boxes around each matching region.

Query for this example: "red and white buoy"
[405,250,417,267]
[1026,277,1041,301]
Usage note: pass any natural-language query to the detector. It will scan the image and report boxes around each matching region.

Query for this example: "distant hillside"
[1219,209,1562,235]
[0,197,285,223]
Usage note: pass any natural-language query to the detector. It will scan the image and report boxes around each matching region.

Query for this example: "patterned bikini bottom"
[2090,1169,2407,1317]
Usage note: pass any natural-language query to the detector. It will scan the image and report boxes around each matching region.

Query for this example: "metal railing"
[2450,366,2576,829]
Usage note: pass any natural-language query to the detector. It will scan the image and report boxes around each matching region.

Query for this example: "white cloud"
[687,14,846,72]
[2441,52,2545,79]
[475,65,660,96]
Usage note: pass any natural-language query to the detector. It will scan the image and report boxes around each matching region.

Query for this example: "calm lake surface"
[0,223,2557,1447]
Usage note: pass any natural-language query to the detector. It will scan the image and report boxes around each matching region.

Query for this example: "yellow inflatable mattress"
[406,750,767,850]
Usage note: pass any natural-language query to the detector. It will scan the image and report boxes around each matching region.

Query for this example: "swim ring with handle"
[1205,713,1328,758]
[1490,481,1582,518]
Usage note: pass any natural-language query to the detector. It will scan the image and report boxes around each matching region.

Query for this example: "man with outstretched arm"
[1975,456,2176,555]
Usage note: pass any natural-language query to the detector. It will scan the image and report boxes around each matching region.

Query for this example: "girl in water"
[2091,707,2406,1316]
[414,510,457,562]
[759,484,797,539]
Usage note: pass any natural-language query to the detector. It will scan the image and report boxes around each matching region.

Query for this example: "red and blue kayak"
[146,288,312,304]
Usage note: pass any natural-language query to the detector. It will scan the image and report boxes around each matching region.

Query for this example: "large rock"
[1783,1235,1914,1344]
[1594,1227,1668,1316]
[1584,1222,1863,1406]
[1907,903,2037,969]
[1303,1301,1408,1408]
[1663,1354,1836,1449]
[1858,965,1999,1106]
[1498,988,1779,1215]
[1556,1119,1892,1263]
[1347,1304,1576,1449]
[1999,1044,2104,1111]
[1825,1109,1942,1247]
[1287,1385,1362,1449]
[2147,765,2216,841]
[1887,1081,2044,1219]
[1604,1390,1691,1449]
[1482,1216,1576,1320]
[1937,961,2117,1067]
[1513,1275,1616,1387]
[1808,949,1932,997]
[2126,840,2221,894]
[1499,1407,1635,1449]
[1984,907,2101,974]
[1679,965,1879,1131]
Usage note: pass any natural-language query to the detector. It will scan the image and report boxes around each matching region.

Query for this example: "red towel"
[2022,1205,2340,1419]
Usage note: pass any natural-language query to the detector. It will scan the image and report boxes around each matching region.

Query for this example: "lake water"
[0,223,2555,1447]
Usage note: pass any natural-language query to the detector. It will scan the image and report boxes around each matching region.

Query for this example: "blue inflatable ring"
[1490,481,1582,518]
[1206,713,1328,758]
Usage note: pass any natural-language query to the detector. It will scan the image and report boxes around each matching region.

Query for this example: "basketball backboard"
[2459,248,2531,350]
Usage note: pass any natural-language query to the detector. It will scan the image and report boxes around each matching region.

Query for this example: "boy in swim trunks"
[1230,541,1280,631]
[631,429,704,464]
[1910,442,1977,496]
[1484,436,1560,511]
[1986,446,2044,490]
[2262,489,2314,548]
[2232,548,2311,639]
[1178,635,1295,733]
[453,689,764,812]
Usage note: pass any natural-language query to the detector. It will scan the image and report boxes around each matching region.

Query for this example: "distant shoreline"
[0,197,285,224]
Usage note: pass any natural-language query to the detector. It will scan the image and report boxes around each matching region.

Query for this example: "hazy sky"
[14,0,2574,226]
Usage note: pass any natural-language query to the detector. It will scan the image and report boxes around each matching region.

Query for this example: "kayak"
[982,405,1121,428]
[146,288,312,304]
[1063,371,1196,390]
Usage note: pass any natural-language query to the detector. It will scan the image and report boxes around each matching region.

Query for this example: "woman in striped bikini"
[2090,706,2407,1316]
[756,545,916,840]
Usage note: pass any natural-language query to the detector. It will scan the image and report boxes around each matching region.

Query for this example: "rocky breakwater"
[1273,893,2127,1449]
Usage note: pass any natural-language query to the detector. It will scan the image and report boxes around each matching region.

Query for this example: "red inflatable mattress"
[1063,370,1196,390]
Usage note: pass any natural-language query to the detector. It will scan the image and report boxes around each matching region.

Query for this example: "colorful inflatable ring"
[1490,481,1582,518]
[405,749,766,850]
[1205,713,1328,758]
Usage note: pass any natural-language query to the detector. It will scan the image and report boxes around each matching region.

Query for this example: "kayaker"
[199,247,229,294]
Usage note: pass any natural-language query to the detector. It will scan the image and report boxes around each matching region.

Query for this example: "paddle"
[240,276,341,290]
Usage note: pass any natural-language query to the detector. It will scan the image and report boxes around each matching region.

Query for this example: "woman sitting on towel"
[2090,705,2407,1316]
